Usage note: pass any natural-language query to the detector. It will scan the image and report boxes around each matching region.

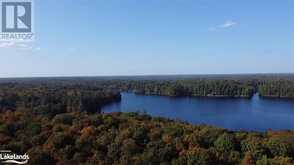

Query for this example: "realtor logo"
[2,2,32,32]
[0,150,29,164]
[0,0,34,41]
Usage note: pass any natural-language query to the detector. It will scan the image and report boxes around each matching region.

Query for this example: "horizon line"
[0,73,294,79]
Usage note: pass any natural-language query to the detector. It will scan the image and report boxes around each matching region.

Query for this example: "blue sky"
[0,0,293,77]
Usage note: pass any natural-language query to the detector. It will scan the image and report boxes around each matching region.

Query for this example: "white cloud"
[219,20,237,28]
[209,20,238,31]
[0,41,40,51]
[0,42,16,48]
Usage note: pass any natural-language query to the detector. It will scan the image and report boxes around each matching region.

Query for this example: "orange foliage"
[2,110,17,123]
[241,152,254,165]
[162,134,172,144]
[80,126,95,141]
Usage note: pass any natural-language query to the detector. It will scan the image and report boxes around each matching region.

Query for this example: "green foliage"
[26,122,41,136]
[132,126,149,145]
[107,143,121,161]
[0,82,293,164]
[49,132,75,149]
[53,114,74,125]
[259,80,294,98]
[186,148,213,165]
[241,136,266,153]
[0,123,9,135]
[121,138,140,156]
[28,149,56,165]
[0,83,121,115]
[0,111,293,164]
[130,80,255,98]
[266,138,293,157]
[198,126,224,147]
[214,133,237,152]
[141,140,177,164]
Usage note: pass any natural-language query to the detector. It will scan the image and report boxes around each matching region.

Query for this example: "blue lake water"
[102,92,294,131]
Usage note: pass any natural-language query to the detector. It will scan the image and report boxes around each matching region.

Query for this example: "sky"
[0,0,293,77]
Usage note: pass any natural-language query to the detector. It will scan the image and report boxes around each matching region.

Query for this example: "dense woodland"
[120,80,256,98]
[0,84,121,116]
[0,76,293,164]
[0,111,293,165]
[258,80,294,98]
[1,74,294,99]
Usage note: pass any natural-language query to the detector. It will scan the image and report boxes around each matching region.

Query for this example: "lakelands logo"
[0,150,29,164]
[0,0,34,41]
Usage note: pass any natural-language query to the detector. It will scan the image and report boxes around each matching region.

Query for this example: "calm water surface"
[102,92,294,131]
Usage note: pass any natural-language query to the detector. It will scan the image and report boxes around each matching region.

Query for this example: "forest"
[0,111,293,165]
[0,76,293,164]
[0,83,121,115]
[119,80,256,98]
[258,80,294,98]
[1,74,294,99]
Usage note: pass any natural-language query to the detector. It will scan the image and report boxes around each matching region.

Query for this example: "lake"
[102,92,294,131]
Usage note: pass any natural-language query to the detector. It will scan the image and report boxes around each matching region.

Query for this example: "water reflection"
[102,92,294,131]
